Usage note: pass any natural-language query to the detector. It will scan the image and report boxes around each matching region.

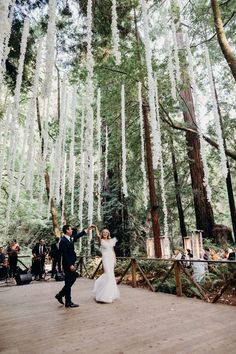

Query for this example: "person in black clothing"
[32,239,48,280]
[55,224,95,308]
[7,240,20,278]
[228,247,236,273]
[49,237,62,278]
[0,246,6,265]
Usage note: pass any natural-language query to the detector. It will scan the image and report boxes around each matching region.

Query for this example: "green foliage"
[0,0,236,253]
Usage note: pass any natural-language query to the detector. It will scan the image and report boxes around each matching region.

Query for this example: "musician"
[0,246,7,265]
[32,239,48,280]
[49,237,62,278]
[7,240,20,278]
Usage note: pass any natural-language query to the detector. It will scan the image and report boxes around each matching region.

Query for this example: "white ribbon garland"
[42,0,56,99]
[0,0,14,94]
[0,105,11,190]
[138,82,148,209]
[24,39,43,191]
[204,45,228,179]
[167,42,177,101]
[96,88,102,221]
[140,0,160,169]
[105,125,109,182]
[85,0,95,233]
[154,77,169,239]
[121,85,128,197]
[111,0,121,65]
[61,153,67,228]
[78,99,85,229]
[55,76,68,203]
[171,18,181,82]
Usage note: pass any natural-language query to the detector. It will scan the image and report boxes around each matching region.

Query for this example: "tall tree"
[211,0,236,82]
[172,2,215,238]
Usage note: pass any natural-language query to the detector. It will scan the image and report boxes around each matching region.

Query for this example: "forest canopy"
[0,0,235,257]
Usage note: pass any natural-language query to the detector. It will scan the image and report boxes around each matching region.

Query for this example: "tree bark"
[211,0,236,82]
[212,75,236,241]
[175,21,215,238]
[180,83,215,238]
[142,102,162,257]
[170,137,187,244]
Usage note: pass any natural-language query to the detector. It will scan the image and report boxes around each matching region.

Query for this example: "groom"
[55,224,94,308]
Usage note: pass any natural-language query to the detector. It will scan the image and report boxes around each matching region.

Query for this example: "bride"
[93,226,120,303]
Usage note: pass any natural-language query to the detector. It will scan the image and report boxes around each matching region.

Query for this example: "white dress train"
[93,237,120,303]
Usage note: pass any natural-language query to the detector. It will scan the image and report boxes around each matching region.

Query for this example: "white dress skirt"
[93,237,120,303]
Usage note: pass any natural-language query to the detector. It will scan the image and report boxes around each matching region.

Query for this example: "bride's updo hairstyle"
[101,228,111,239]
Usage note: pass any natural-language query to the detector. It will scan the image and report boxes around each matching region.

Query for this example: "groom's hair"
[62,224,71,234]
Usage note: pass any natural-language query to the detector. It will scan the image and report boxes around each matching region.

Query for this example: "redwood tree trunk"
[142,102,162,257]
[170,137,187,244]
[212,75,236,241]
[174,16,215,238]
[211,0,236,82]
[180,86,215,238]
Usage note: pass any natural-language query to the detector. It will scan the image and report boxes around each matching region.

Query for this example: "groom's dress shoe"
[55,293,64,305]
[65,302,79,308]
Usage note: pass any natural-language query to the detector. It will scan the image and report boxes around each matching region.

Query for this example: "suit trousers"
[59,269,77,304]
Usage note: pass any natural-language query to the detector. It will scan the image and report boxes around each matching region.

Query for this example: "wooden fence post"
[131,258,137,288]
[174,261,182,296]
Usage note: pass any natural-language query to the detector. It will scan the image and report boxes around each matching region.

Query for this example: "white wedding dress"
[93,237,120,303]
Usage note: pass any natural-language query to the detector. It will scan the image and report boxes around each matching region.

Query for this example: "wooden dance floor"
[0,278,235,354]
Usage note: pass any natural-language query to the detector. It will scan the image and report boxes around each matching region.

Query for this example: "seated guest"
[0,246,7,265]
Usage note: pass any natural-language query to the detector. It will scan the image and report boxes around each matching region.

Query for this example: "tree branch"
[159,103,236,160]
[192,11,235,48]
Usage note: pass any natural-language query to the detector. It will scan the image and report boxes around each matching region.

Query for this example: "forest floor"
[121,274,236,306]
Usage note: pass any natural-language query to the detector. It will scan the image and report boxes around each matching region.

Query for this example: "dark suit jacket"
[59,230,86,270]
[32,244,47,257]
[49,242,61,259]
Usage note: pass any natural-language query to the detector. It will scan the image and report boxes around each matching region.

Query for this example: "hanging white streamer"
[61,153,67,228]
[140,0,160,168]
[96,88,102,221]
[138,82,148,209]
[204,45,228,179]
[111,0,121,65]
[78,99,85,229]
[167,42,177,101]
[69,86,77,215]
[54,76,68,203]
[85,0,95,235]
[171,18,181,82]
[5,18,30,225]
[121,85,128,197]
[154,77,169,239]
[24,39,43,192]
[42,0,56,99]
[0,105,11,190]
[105,125,109,182]
[0,0,13,93]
